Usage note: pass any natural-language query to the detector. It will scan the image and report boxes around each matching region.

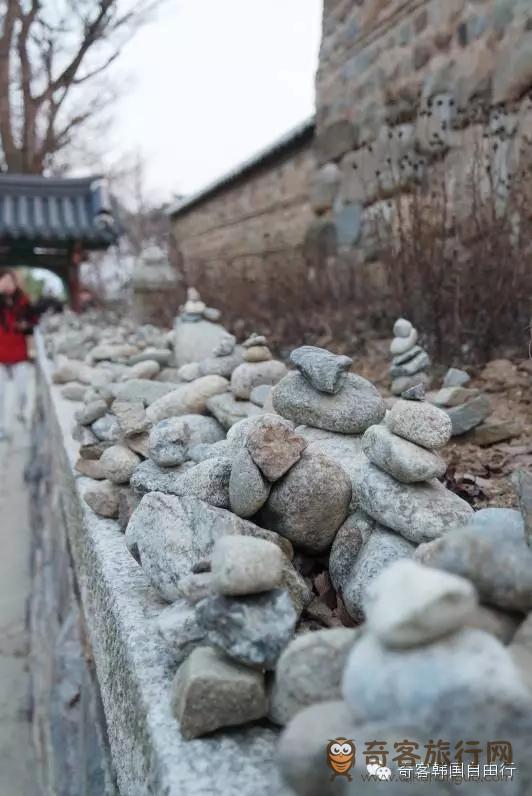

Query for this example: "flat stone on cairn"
[289,345,352,394]
[389,318,431,395]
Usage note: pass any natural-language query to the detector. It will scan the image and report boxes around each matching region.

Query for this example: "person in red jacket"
[0,269,37,441]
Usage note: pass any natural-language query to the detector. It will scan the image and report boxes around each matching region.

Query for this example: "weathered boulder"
[91,413,121,442]
[258,451,351,553]
[125,494,292,601]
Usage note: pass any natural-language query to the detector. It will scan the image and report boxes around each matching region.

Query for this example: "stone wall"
[309,0,532,288]
[28,362,116,795]
[29,333,284,795]
[170,121,315,286]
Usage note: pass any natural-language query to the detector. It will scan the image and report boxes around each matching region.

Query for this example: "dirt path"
[0,374,39,795]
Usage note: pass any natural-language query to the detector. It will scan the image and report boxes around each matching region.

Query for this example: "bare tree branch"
[0,0,164,173]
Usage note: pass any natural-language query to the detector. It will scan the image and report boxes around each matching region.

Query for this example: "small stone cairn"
[389,317,431,396]
[431,367,492,437]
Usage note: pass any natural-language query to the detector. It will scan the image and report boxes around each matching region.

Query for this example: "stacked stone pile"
[42,313,532,787]
[279,550,532,796]
[431,367,492,436]
[389,317,431,396]
[207,333,287,429]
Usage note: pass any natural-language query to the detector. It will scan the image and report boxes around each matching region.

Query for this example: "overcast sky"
[108,0,323,203]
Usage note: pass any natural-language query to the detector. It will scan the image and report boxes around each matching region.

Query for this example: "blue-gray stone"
[334,203,362,247]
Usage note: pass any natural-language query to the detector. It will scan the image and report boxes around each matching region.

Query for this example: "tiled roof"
[0,174,118,248]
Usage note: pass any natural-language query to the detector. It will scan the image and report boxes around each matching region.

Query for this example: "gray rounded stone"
[442,367,471,387]
[75,399,108,426]
[210,535,284,595]
[329,510,415,622]
[174,317,230,367]
[272,371,386,434]
[91,413,121,442]
[124,359,160,380]
[390,327,418,355]
[206,392,263,429]
[393,318,413,337]
[111,400,151,438]
[61,382,86,401]
[270,628,358,726]
[229,447,271,518]
[342,628,530,729]
[230,360,287,400]
[386,399,452,449]
[110,378,179,406]
[156,599,206,664]
[258,451,351,553]
[364,559,478,648]
[362,424,447,483]
[99,445,140,484]
[445,394,491,436]
[414,514,532,612]
[146,375,229,423]
[148,415,225,467]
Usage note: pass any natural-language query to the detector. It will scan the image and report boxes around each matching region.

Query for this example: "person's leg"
[0,365,7,439]
[12,362,29,424]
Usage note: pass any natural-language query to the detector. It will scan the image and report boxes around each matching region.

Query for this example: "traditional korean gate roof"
[0,173,118,270]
